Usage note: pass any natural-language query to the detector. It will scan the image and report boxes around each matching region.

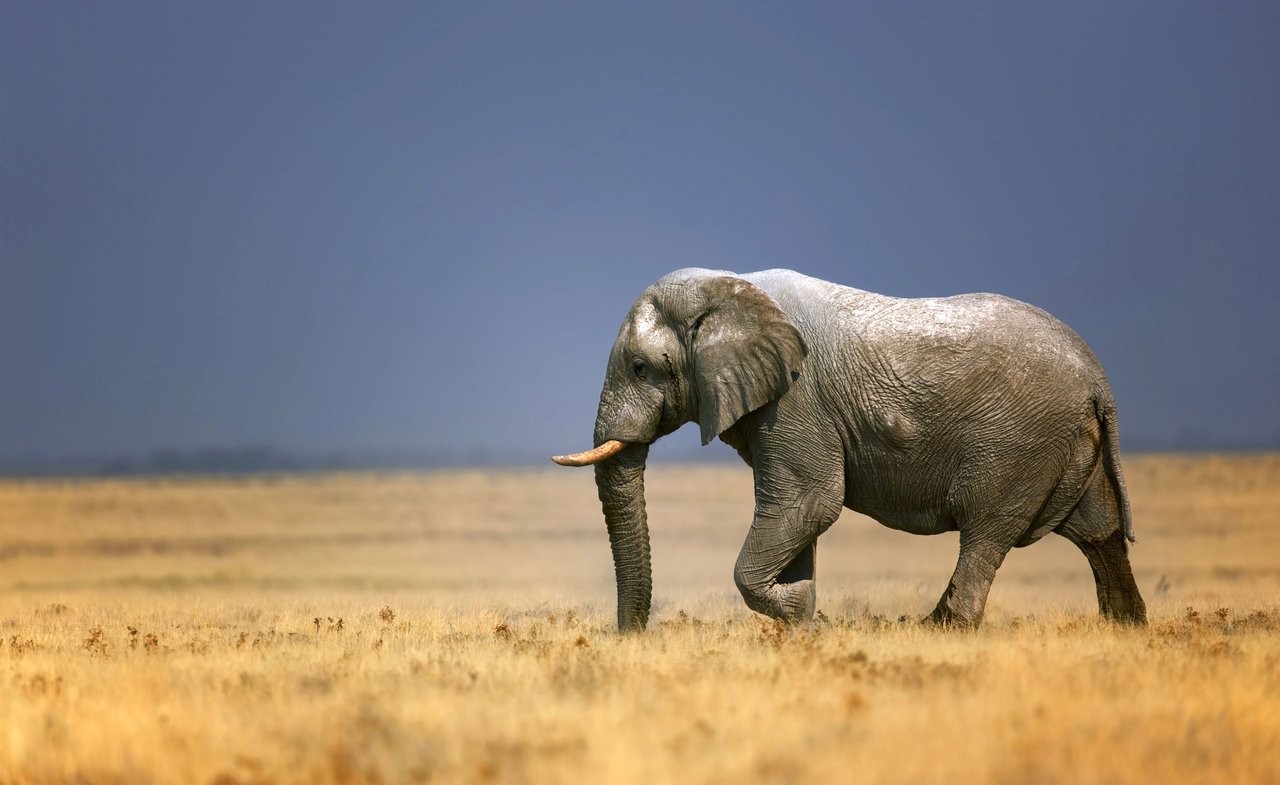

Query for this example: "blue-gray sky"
[3,2,1279,467]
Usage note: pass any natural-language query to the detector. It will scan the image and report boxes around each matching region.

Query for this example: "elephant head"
[552,269,808,631]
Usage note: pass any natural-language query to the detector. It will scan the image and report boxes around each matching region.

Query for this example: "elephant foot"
[1103,608,1147,626]
[1099,593,1148,626]
[921,605,980,630]
[775,579,817,624]
[739,579,815,624]
[922,579,986,630]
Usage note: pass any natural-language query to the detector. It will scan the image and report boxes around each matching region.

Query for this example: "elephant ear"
[690,277,808,445]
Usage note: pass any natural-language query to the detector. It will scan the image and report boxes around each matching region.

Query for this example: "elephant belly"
[845,492,957,536]
[844,460,958,536]
[866,508,958,536]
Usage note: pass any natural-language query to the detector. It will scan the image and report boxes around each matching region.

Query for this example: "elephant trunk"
[594,442,652,632]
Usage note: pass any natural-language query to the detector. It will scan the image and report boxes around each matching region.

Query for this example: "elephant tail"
[1095,396,1135,543]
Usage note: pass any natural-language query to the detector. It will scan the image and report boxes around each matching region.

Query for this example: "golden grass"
[2,454,1279,784]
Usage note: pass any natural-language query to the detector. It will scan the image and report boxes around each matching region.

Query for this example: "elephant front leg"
[734,493,838,624]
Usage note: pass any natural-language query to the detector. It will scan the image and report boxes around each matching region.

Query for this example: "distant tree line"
[1,430,1277,478]
[0,445,517,478]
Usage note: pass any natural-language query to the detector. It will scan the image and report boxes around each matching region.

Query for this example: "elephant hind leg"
[1060,528,1147,624]
[925,530,1016,629]
[1057,479,1147,624]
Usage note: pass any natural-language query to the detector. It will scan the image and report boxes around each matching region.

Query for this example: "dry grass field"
[1,454,1278,785]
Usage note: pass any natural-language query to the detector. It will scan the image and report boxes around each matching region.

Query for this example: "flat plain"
[1,453,1278,784]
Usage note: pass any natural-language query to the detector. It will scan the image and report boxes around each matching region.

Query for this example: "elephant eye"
[632,359,646,378]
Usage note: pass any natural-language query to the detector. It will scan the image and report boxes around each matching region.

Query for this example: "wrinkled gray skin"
[586,269,1147,632]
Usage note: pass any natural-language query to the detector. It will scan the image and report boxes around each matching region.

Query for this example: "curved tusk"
[551,439,628,467]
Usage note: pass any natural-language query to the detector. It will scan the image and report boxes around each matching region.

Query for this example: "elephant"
[552,268,1147,632]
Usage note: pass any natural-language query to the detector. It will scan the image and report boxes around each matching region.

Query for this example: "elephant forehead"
[628,300,664,341]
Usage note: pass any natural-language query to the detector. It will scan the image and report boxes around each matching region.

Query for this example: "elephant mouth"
[551,439,629,467]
